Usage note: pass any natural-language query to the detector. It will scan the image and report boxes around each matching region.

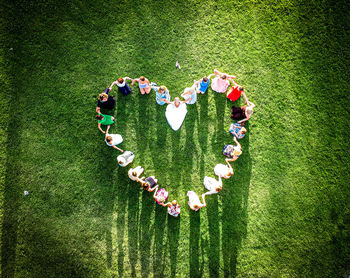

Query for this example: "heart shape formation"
[95,68,255,217]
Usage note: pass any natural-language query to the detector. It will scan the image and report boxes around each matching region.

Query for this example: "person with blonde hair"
[117,151,135,167]
[181,80,199,104]
[229,122,247,139]
[151,84,171,105]
[222,137,242,162]
[96,87,116,113]
[165,200,181,217]
[187,191,206,211]
[131,76,152,95]
[105,132,123,152]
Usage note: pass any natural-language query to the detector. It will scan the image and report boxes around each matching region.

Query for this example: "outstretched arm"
[124,77,133,81]
[225,158,234,172]
[201,194,207,207]
[237,116,250,124]
[242,92,249,103]
[214,69,223,75]
[112,145,124,152]
[131,78,138,86]
[247,101,256,108]
[98,123,105,134]
[149,185,159,192]
[207,74,215,79]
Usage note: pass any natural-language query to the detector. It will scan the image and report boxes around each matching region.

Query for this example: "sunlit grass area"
[0,0,349,277]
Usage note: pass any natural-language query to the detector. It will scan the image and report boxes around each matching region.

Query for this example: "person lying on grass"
[229,122,247,139]
[128,166,144,181]
[181,80,199,104]
[165,200,181,217]
[153,187,168,205]
[214,158,234,179]
[131,76,151,95]
[151,84,171,105]
[187,191,206,211]
[226,79,245,102]
[139,176,159,192]
[222,137,242,162]
[96,113,114,134]
[211,69,236,93]
[96,87,116,113]
[231,100,255,124]
[105,132,123,152]
[110,76,133,95]
[202,175,223,199]
[197,74,215,94]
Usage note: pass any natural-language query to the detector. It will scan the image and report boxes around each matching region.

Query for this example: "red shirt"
[226,86,242,102]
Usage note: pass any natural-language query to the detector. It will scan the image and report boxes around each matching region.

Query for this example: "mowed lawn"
[0,0,349,277]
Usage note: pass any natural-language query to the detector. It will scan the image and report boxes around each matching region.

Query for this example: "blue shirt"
[229,123,245,139]
[199,79,210,93]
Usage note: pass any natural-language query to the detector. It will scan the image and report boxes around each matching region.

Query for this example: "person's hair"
[118,77,124,83]
[96,115,103,120]
[216,186,222,192]
[238,86,244,91]
[140,76,145,81]
[98,93,108,101]
[221,74,227,80]
[159,85,167,92]
[193,204,199,209]
[241,127,247,134]
[203,76,208,82]
[157,196,165,203]
[118,157,126,165]
[171,200,178,206]
[142,182,149,190]
[106,136,112,142]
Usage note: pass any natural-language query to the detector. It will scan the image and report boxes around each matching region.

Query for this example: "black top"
[145,177,157,188]
[97,88,116,109]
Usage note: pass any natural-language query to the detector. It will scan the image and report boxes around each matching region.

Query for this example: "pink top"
[154,188,168,204]
[211,77,230,93]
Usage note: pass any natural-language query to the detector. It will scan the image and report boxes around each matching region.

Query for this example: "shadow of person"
[167,214,181,276]
[189,210,202,277]
[221,121,251,277]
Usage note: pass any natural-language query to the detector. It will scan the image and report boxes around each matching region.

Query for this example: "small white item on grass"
[9,48,13,51]
[175,60,181,70]
[24,191,29,196]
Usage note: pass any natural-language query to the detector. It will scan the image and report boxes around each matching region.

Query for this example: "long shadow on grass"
[1,97,21,278]
[221,121,251,277]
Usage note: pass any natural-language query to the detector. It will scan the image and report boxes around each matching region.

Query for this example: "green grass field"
[1,0,349,277]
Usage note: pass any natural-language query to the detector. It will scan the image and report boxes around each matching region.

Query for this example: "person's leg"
[140,88,145,95]
[145,86,151,94]
[125,83,131,95]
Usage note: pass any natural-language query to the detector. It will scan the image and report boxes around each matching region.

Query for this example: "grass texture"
[0,0,349,277]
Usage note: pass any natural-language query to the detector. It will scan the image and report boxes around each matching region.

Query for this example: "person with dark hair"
[96,87,116,113]
[227,80,245,102]
[96,113,114,133]
[139,176,159,192]
[110,76,133,95]
[198,74,214,94]
[231,100,255,123]
[211,69,236,93]
[131,76,152,95]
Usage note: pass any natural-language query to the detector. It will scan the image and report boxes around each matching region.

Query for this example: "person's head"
[96,114,103,120]
[157,196,166,203]
[238,86,244,91]
[140,76,145,81]
[159,85,167,93]
[117,156,126,166]
[142,182,149,190]
[171,200,178,206]
[106,136,112,143]
[98,93,108,102]
[193,204,199,210]
[174,97,180,106]
[241,127,247,134]
[246,106,253,116]
[216,185,222,192]
[221,74,227,80]
[117,77,124,84]
[203,76,208,82]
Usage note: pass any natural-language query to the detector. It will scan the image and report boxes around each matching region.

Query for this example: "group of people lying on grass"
[94,69,255,216]
[95,69,256,132]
